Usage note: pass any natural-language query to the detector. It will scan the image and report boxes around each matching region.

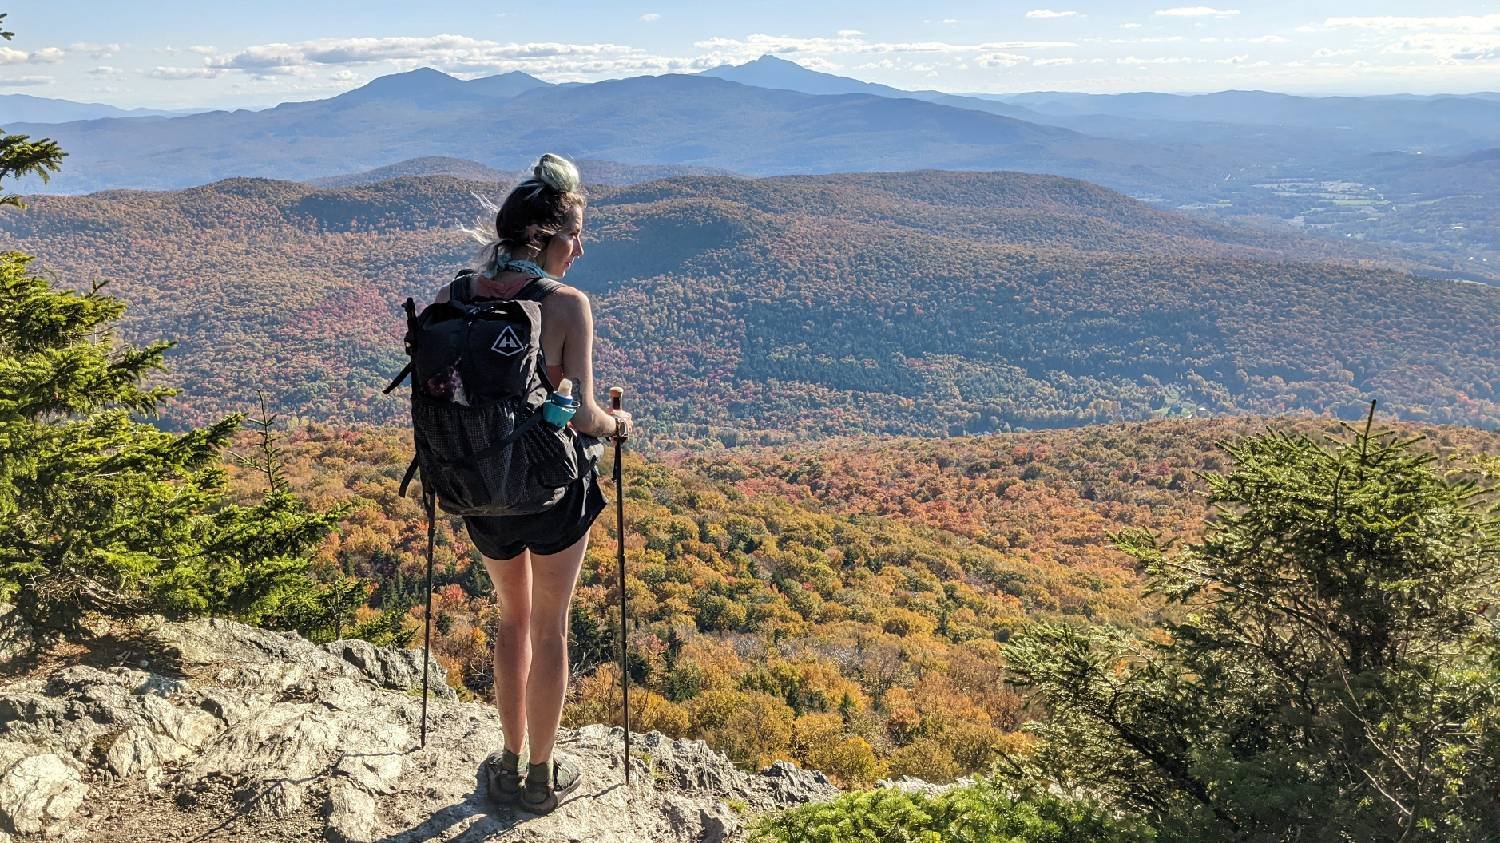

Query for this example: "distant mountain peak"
[702,54,911,98]
[476,69,545,83]
[742,54,804,68]
[344,66,463,98]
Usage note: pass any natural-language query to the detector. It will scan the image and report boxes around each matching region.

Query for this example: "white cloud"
[70,42,121,59]
[693,32,1075,63]
[977,52,1028,68]
[942,19,959,26]
[836,30,864,37]
[149,66,223,80]
[1026,10,1081,19]
[89,65,124,78]
[201,35,706,81]
[1034,57,1076,66]
[1312,47,1354,58]
[1321,15,1500,32]
[640,13,660,22]
[188,45,217,55]
[0,75,53,86]
[1155,7,1240,18]
[0,46,66,65]
[1121,22,1143,29]
[1215,53,1250,64]
[1319,15,1500,63]
[1118,55,1198,64]
[1203,35,1289,44]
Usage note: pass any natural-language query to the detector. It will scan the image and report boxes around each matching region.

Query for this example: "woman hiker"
[433,153,632,814]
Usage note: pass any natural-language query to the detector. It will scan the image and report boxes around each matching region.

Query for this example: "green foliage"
[0,29,65,210]
[752,779,1155,843]
[0,132,64,208]
[1005,405,1500,841]
[0,108,347,633]
[0,252,347,630]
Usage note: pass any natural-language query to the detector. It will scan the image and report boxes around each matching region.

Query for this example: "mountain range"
[309,155,733,189]
[4,169,1495,440]
[9,59,1499,280]
[0,92,198,123]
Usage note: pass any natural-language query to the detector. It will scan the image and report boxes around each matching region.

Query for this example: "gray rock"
[325,780,378,843]
[0,607,36,669]
[761,760,835,805]
[324,638,456,700]
[0,752,86,836]
[876,775,971,797]
[0,617,846,841]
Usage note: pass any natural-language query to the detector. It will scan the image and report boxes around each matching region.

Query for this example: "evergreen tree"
[0,16,63,209]
[0,53,347,634]
[1005,404,1500,841]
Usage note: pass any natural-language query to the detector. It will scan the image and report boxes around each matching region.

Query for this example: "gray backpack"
[387,271,579,516]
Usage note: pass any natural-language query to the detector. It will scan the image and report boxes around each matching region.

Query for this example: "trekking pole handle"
[610,386,623,411]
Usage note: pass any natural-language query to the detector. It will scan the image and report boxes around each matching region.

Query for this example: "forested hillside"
[5,170,1496,441]
[242,416,1500,785]
[309,156,733,189]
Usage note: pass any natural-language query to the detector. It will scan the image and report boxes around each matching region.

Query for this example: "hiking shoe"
[519,756,581,815]
[484,748,525,805]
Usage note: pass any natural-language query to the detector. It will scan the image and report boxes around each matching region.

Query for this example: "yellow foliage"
[807,736,887,789]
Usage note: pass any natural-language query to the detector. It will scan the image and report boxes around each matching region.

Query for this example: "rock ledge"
[0,616,838,842]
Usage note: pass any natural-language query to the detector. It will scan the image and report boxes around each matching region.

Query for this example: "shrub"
[752,778,1155,843]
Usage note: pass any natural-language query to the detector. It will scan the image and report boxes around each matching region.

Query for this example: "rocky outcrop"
[0,617,837,841]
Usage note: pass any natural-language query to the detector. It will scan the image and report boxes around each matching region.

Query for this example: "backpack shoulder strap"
[449,270,476,304]
[516,278,563,302]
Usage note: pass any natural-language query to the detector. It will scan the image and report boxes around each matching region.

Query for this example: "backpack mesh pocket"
[411,393,571,516]
[523,423,580,490]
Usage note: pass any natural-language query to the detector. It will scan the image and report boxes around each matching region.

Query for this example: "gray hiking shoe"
[519,755,581,815]
[484,748,525,805]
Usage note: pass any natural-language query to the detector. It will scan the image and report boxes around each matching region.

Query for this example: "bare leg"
[484,550,532,756]
[524,532,589,766]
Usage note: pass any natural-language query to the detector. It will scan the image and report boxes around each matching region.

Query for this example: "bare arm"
[552,288,625,439]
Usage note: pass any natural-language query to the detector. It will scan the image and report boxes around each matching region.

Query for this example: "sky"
[3,1,1499,108]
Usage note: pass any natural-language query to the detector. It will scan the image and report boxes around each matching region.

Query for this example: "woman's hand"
[606,409,633,441]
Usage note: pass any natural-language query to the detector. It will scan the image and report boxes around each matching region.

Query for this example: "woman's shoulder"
[541,284,590,310]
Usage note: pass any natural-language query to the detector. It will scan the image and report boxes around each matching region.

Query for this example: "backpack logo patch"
[490,325,524,357]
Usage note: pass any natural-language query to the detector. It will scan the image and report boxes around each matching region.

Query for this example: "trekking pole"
[611,385,631,787]
[420,490,436,748]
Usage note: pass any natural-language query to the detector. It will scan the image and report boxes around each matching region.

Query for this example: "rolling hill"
[310,156,735,189]
[701,57,1500,277]
[4,169,1496,440]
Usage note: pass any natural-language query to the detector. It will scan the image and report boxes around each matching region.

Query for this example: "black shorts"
[462,464,607,560]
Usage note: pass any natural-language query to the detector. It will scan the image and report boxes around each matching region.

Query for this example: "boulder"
[0,751,86,836]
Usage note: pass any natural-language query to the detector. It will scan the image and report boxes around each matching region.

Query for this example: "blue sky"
[4,2,1500,107]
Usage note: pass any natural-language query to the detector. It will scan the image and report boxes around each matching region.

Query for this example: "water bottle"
[542,378,579,428]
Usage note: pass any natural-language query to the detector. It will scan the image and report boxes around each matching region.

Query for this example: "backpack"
[386,270,580,516]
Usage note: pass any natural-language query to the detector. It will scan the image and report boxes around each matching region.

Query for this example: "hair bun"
[533,153,581,194]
